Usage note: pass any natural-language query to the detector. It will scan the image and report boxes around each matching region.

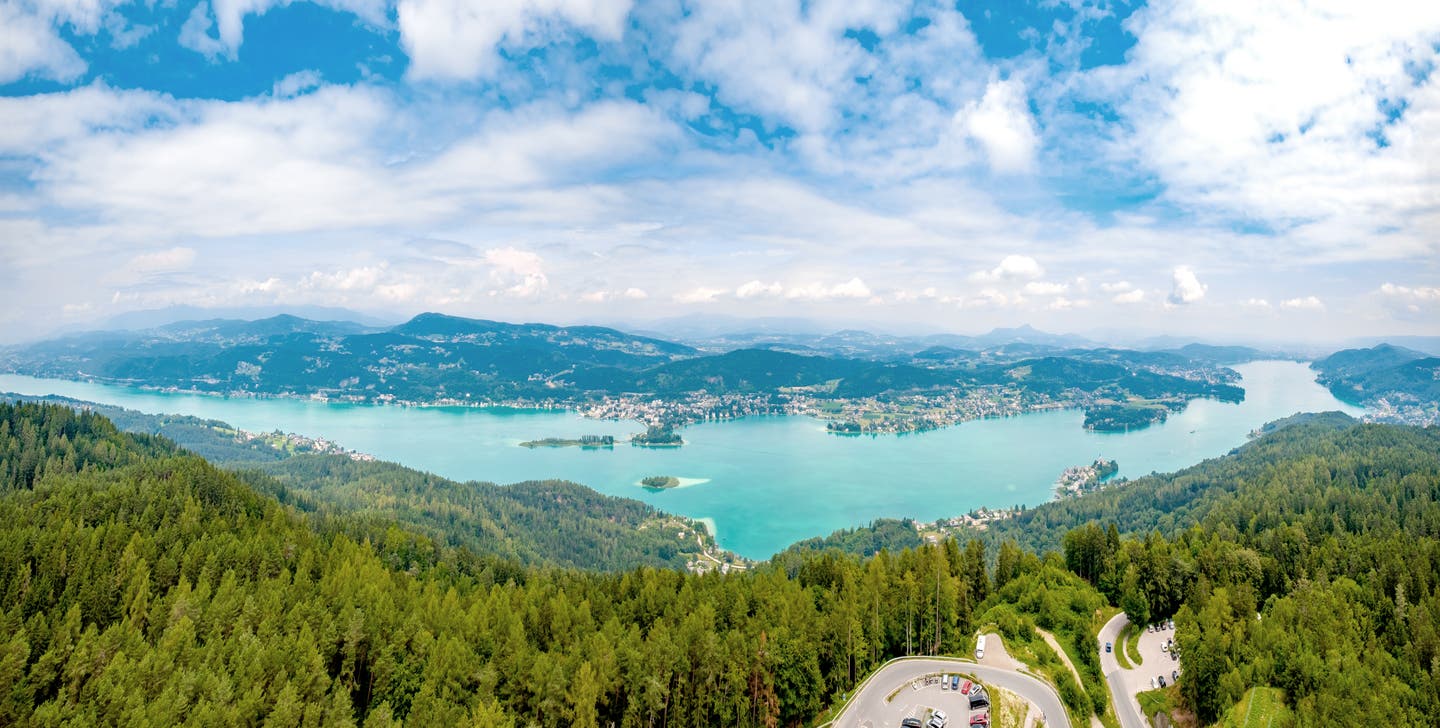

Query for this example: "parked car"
[968,695,989,711]
[1158,675,1167,688]
[928,708,948,728]
[941,675,949,690]
[1105,641,1112,653]
[1149,677,1157,689]
[1168,619,1175,630]
[969,712,990,727]
[951,675,960,691]
[902,719,924,728]
[1172,670,1179,682]
[959,679,971,694]
[974,635,986,660]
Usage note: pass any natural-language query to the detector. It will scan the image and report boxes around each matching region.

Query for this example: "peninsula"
[1055,458,1120,499]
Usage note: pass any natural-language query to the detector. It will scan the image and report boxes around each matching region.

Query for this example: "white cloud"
[785,277,871,301]
[273,70,323,98]
[961,77,1039,174]
[1241,298,1272,309]
[127,246,197,272]
[1100,281,1133,293]
[1023,281,1068,296]
[1280,295,1324,311]
[971,254,1044,282]
[1113,289,1145,304]
[674,287,726,304]
[398,0,631,80]
[735,280,783,299]
[482,246,548,297]
[102,246,198,285]
[1167,266,1206,305]
[0,2,88,83]
[960,288,1017,309]
[1379,283,1440,301]
[581,286,648,303]
[1103,1,1440,259]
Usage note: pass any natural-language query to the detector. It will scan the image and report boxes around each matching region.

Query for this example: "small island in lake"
[641,475,681,489]
[518,434,615,448]
[631,425,684,447]
[1083,402,1176,432]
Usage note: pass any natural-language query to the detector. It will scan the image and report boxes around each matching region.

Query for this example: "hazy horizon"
[8,302,1438,356]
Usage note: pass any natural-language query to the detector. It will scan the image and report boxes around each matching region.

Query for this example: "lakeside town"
[233,427,377,462]
[917,506,1029,543]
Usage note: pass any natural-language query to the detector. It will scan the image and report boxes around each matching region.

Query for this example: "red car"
[960,680,972,695]
[969,712,989,727]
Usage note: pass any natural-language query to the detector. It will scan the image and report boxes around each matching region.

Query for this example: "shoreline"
[0,361,1314,440]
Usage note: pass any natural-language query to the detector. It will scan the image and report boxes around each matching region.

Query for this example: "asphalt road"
[832,657,1071,728]
[1098,614,1147,728]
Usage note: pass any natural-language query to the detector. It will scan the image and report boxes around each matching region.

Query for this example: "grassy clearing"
[1114,624,1133,669]
[1219,687,1291,728]
[1124,623,1143,666]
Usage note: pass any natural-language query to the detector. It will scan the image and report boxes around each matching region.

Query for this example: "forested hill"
[3,402,1440,724]
[0,401,1075,726]
[978,410,1384,552]
[1311,344,1440,424]
[2,395,718,572]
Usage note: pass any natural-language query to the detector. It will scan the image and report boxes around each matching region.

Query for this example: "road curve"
[1098,613,1147,728]
[831,657,1071,728]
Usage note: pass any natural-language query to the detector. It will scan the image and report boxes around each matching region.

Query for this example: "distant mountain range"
[0,312,1256,412]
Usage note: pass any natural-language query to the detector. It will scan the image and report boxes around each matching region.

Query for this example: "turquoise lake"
[0,360,1363,559]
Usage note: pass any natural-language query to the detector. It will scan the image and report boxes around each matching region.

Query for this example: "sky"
[0,0,1437,344]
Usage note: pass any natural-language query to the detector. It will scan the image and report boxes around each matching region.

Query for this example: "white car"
[928,709,948,728]
[1149,677,1157,689]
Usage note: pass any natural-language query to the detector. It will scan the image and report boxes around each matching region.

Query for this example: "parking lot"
[878,676,986,728]
[1117,621,1181,700]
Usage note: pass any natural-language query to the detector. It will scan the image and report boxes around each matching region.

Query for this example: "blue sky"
[0,0,1437,343]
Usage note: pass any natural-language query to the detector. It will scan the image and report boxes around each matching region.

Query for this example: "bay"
[0,360,1362,559]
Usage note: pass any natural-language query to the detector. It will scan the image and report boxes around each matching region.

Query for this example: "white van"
[974,635,986,660]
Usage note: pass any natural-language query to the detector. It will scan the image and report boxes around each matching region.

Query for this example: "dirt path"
[1035,628,1104,728]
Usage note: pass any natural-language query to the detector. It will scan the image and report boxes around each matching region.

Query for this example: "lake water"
[0,361,1363,559]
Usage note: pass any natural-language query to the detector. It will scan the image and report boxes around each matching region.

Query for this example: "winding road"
[831,656,1071,728]
[1098,614,1147,728]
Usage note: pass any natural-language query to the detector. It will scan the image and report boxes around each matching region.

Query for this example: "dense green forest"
[3,395,716,572]
[2,402,1438,725]
[243,456,712,571]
